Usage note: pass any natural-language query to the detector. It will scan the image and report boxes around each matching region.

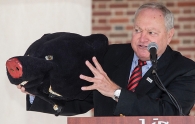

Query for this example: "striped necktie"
[127,59,147,91]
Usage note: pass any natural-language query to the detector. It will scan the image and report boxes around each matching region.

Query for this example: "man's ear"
[167,28,175,44]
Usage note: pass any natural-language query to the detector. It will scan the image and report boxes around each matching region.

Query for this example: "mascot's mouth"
[20,80,62,98]
[20,80,62,97]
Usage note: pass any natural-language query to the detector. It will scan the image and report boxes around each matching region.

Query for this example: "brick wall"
[92,0,195,115]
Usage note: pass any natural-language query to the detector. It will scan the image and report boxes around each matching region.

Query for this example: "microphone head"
[147,42,158,51]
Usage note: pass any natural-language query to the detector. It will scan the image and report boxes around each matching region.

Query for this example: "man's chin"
[136,54,150,61]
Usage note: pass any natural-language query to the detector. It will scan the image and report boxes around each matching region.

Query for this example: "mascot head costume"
[6,32,108,116]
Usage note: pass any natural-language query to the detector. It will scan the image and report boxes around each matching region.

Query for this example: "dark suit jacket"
[27,44,195,116]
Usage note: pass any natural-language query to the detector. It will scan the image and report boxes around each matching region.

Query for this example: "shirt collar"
[133,53,152,68]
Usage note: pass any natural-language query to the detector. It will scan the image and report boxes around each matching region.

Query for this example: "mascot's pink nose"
[6,58,23,78]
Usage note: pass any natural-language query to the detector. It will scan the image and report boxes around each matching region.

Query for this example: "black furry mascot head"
[6,32,108,116]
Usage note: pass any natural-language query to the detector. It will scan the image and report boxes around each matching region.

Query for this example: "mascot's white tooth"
[20,81,28,86]
[45,55,53,60]
[49,86,62,97]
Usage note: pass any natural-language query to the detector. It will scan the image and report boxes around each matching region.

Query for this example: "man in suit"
[18,2,195,116]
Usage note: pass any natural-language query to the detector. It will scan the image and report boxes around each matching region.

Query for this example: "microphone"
[147,42,184,115]
[147,42,158,70]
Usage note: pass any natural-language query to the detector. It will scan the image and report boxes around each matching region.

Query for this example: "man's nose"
[139,31,148,42]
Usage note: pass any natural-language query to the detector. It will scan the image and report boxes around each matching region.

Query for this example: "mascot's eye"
[45,55,53,60]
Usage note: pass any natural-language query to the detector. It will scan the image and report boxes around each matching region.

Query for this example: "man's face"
[131,8,174,61]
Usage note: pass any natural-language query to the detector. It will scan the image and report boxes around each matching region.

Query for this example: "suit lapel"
[135,46,173,94]
[111,49,134,88]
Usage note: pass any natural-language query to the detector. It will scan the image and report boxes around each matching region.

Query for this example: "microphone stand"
[151,61,184,116]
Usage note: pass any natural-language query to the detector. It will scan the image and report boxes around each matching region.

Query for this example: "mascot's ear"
[85,33,108,59]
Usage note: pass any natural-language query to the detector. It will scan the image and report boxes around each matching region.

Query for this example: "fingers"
[21,87,26,93]
[85,60,99,76]
[92,57,110,82]
[80,74,94,83]
[92,57,104,72]
[85,56,104,76]
[16,85,29,94]
[80,56,106,91]
[81,85,96,91]
[80,75,96,91]
[17,85,21,89]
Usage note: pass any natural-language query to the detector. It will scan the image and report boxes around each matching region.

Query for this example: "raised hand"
[80,57,120,98]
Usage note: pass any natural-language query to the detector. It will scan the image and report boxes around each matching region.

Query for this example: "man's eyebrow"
[134,25,141,29]
[133,26,161,33]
